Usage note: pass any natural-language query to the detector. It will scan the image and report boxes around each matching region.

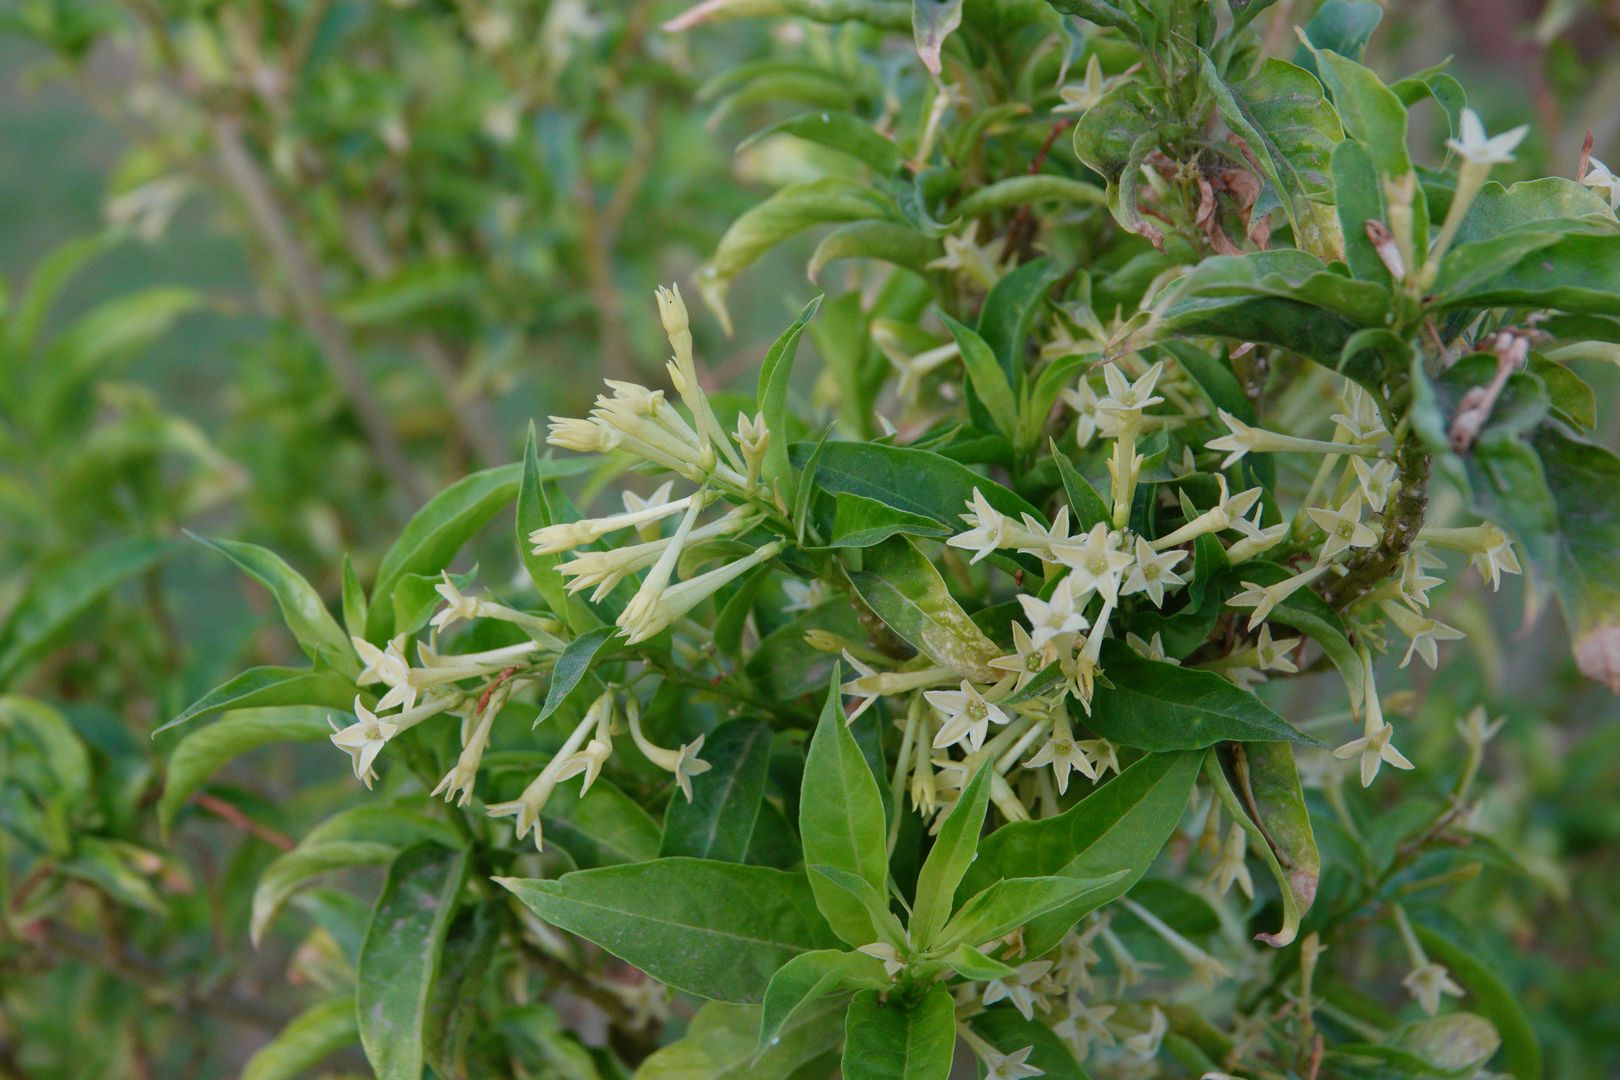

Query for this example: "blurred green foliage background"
[0,1,1617,1077]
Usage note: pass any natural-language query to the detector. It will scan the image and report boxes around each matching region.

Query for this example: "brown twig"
[1448,328,1530,453]
[189,792,294,851]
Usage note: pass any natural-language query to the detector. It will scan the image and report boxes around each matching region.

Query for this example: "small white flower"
[1061,377,1104,448]
[1121,535,1186,607]
[1016,577,1090,649]
[1123,1004,1167,1059]
[980,961,1054,1021]
[1096,360,1165,426]
[1124,631,1176,664]
[431,573,484,632]
[1054,56,1124,114]
[1051,523,1134,605]
[1014,506,1072,558]
[947,488,1012,564]
[625,700,711,801]
[1228,563,1330,629]
[1023,712,1097,795]
[329,698,398,788]
[1446,107,1528,167]
[1307,492,1379,559]
[928,230,1010,288]
[989,622,1059,689]
[1352,455,1399,513]
[1403,960,1465,1016]
[1053,996,1115,1059]
[1456,705,1506,752]
[926,680,1010,753]
[980,1043,1043,1080]
[1581,157,1620,211]
[1332,387,1389,444]
[1382,602,1465,669]
[1255,625,1300,674]
[1333,720,1415,787]
[1209,821,1254,899]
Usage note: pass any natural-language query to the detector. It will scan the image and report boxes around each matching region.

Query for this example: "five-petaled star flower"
[947,488,1011,564]
[981,1043,1043,1080]
[1016,577,1089,649]
[1403,961,1465,1016]
[926,681,1010,753]
[1446,107,1528,167]
[1121,535,1186,607]
[1307,492,1378,559]
[329,698,398,788]
[1334,720,1415,786]
[1581,157,1620,211]
[1052,523,1135,605]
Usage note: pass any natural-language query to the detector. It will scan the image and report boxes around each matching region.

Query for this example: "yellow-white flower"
[1053,996,1115,1060]
[1023,710,1096,794]
[1581,157,1620,212]
[927,680,1010,753]
[329,699,398,788]
[1096,360,1164,426]
[1209,820,1254,899]
[626,700,711,802]
[1382,602,1465,669]
[1403,961,1465,1016]
[1446,107,1528,167]
[1334,720,1414,787]
[947,488,1013,564]
[1123,1004,1168,1059]
[1307,492,1378,559]
[980,960,1055,1021]
[1054,55,1124,114]
[1016,577,1090,649]
[856,940,906,978]
[1121,535,1186,607]
[1228,563,1330,629]
[529,493,697,556]
[1051,523,1134,605]
[1061,376,1105,448]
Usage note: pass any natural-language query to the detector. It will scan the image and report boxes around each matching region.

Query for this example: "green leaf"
[538,626,617,725]
[159,707,333,837]
[758,949,888,1053]
[954,175,1105,219]
[157,666,358,737]
[790,440,1044,533]
[978,256,1066,388]
[740,111,904,175]
[662,719,774,862]
[822,491,951,548]
[1211,743,1319,947]
[911,0,962,74]
[0,538,173,689]
[939,871,1127,950]
[1201,55,1343,259]
[251,805,462,944]
[842,984,956,1080]
[942,942,1016,981]
[703,179,896,331]
[1052,441,1111,530]
[636,999,845,1080]
[356,843,470,1080]
[1414,926,1541,1080]
[1295,0,1382,63]
[801,678,891,946]
[943,315,1020,439]
[499,860,841,1002]
[198,536,354,675]
[1332,138,1393,285]
[844,536,1003,681]
[758,296,823,505]
[540,779,663,868]
[911,763,991,949]
[1434,226,1620,319]
[1084,639,1319,751]
[808,864,905,946]
[1072,80,1159,185]
[241,997,359,1080]
[424,903,504,1079]
[961,750,1202,956]
[1529,422,1620,690]
[809,222,940,282]
[518,424,577,625]
[367,463,523,640]
[341,555,368,640]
